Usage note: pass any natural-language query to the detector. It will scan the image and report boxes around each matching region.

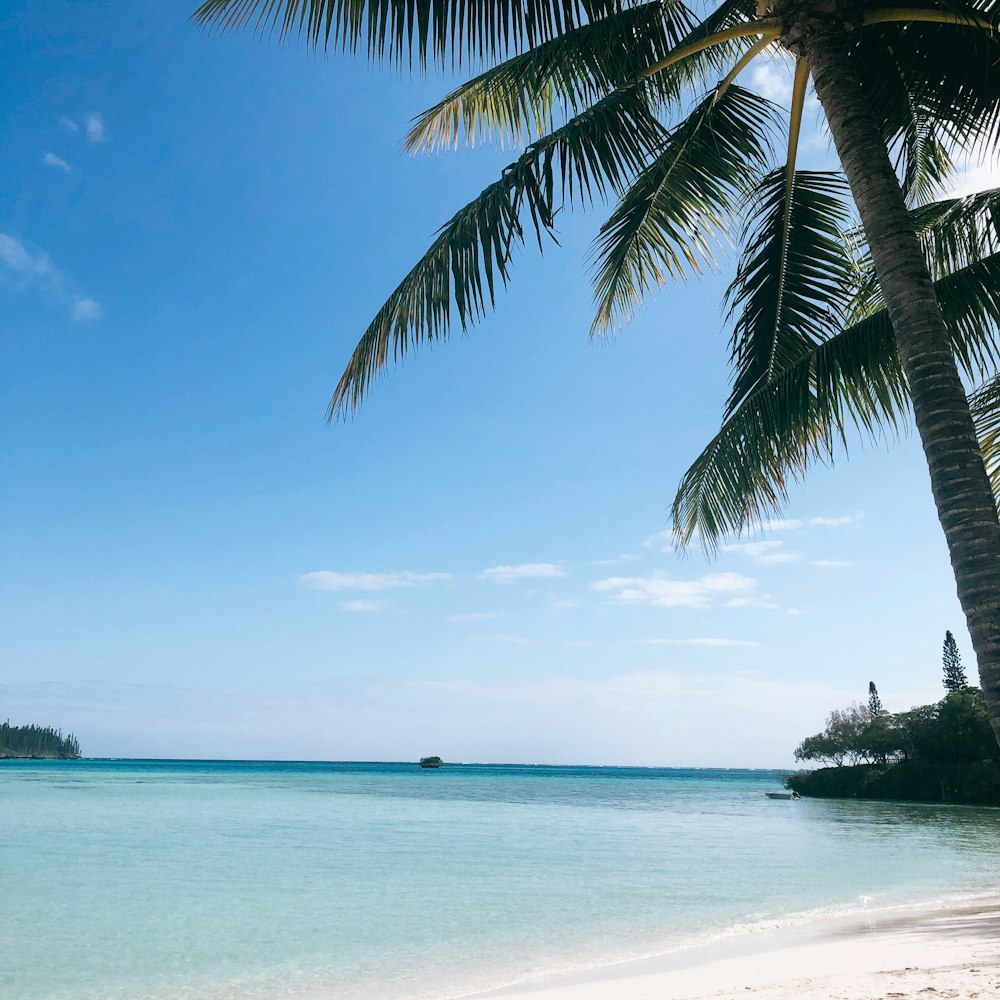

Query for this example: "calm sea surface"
[5,759,1000,1000]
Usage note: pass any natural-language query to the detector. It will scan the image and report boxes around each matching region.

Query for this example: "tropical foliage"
[0,722,80,759]
[192,0,1000,739]
[673,185,1000,548]
[794,688,999,768]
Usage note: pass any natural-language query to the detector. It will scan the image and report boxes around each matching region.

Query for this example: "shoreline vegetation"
[0,722,80,760]
[788,633,1000,805]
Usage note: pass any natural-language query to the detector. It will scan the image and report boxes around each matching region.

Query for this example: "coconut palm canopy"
[194,0,1000,737]
[193,1,1000,417]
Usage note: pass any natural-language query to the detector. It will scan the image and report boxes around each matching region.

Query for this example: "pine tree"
[868,682,884,717]
[943,631,969,692]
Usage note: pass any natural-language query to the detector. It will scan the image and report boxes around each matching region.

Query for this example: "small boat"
[765,791,798,800]
[418,756,443,769]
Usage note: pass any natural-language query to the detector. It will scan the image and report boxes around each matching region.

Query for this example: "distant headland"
[0,722,80,760]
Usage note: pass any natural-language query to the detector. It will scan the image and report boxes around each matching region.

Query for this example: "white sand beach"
[470,896,1000,1000]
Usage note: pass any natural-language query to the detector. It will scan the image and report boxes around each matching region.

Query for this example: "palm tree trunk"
[797,25,1000,741]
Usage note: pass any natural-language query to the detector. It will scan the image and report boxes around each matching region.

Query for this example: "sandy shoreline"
[461,895,1000,1000]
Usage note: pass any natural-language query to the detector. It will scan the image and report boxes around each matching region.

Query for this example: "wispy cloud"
[467,634,533,645]
[549,599,580,611]
[637,637,760,648]
[84,112,107,143]
[58,116,79,133]
[593,572,757,610]
[447,611,504,622]
[42,152,72,174]
[721,540,801,566]
[0,234,55,280]
[642,530,673,551]
[591,554,637,566]
[0,233,102,321]
[339,599,386,613]
[722,596,779,610]
[765,513,863,531]
[750,60,794,104]
[72,297,103,321]
[810,559,853,569]
[298,570,451,592]
[479,563,566,584]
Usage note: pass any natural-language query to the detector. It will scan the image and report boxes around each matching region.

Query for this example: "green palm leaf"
[971,372,1000,498]
[405,0,760,152]
[589,84,778,333]
[855,2,1000,199]
[330,87,665,415]
[674,252,1000,549]
[405,1,696,151]
[848,187,1000,322]
[195,0,640,69]
[724,169,855,416]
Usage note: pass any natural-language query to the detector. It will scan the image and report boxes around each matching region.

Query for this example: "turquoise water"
[5,760,1000,1000]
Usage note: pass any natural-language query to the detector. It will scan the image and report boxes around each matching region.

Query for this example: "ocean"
[5,759,1000,1000]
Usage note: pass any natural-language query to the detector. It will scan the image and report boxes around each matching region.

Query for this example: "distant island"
[0,722,80,760]
[788,632,1000,806]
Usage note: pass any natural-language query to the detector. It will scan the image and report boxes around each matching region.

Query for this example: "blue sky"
[0,1,980,766]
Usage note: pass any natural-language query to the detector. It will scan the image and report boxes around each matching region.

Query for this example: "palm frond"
[330,87,664,415]
[855,1,1000,193]
[971,372,1000,499]
[405,0,762,151]
[589,85,778,332]
[672,312,906,550]
[194,0,633,68]
[406,1,697,151]
[847,186,1000,322]
[674,251,1000,550]
[725,170,854,416]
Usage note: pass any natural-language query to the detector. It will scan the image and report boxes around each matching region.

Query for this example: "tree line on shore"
[0,722,80,759]
[789,633,1000,804]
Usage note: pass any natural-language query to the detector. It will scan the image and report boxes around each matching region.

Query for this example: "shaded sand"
[464,897,1000,1000]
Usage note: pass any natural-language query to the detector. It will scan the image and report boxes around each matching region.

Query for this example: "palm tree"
[672,185,1000,543]
[194,0,1000,739]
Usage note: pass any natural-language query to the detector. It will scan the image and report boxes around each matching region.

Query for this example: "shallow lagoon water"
[5,759,1000,1000]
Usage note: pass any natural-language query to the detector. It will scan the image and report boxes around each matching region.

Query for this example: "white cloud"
[0,233,101,321]
[642,530,674,551]
[42,153,72,174]
[591,554,637,566]
[548,599,580,611]
[0,233,55,280]
[72,297,103,321]
[721,540,801,566]
[751,61,794,105]
[565,640,596,648]
[637,638,760,648]
[593,571,757,609]
[811,559,853,568]
[467,634,533,645]
[786,608,803,616]
[808,514,862,527]
[58,116,79,133]
[339,599,386,613]
[764,518,804,532]
[722,596,779,610]
[447,611,504,622]
[479,563,566,584]
[84,112,107,142]
[298,570,451,591]
[948,152,1000,198]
